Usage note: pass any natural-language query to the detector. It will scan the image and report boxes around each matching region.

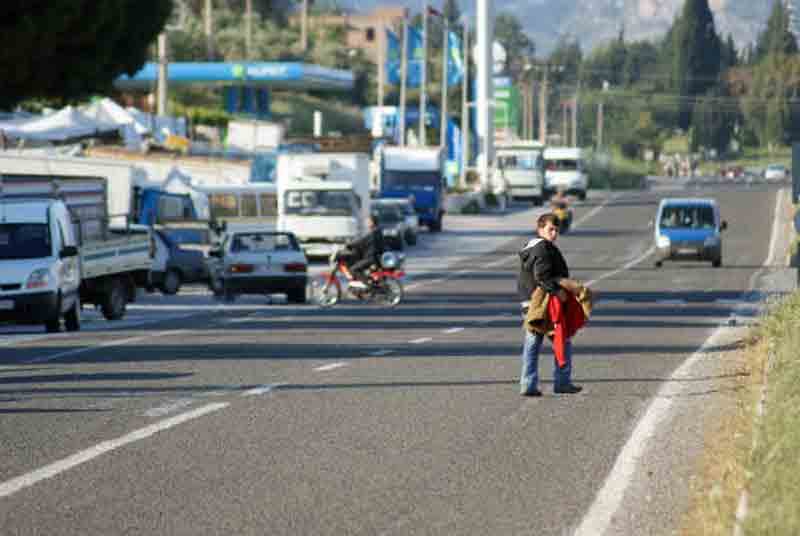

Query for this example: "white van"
[496,142,545,206]
[543,147,588,201]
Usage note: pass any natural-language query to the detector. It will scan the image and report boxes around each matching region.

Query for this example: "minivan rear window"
[546,159,579,171]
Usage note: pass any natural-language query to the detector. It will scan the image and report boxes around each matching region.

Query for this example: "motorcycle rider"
[342,215,386,289]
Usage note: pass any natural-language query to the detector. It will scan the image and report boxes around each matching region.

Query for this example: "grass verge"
[682,291,800,534]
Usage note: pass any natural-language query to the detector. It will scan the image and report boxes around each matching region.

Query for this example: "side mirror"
[60,245,79,258]
[208,249,222,258]
[720,220,728,231]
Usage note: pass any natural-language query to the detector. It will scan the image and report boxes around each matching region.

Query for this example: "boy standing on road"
[517,213,583,396]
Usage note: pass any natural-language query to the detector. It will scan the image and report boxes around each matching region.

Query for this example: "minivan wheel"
[712,258,722,268]
[65,298,81,331]
[161,269,181,295]
[654,260,663,268]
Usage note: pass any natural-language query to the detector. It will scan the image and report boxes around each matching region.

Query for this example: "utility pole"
[301,0,309,53]
[539,69,548,145]
[157,32,168,116]
[204,0,214,60]
[459,22,470,189]
[245,0,253,60]
[572,77,581,147]
[419,4,429,146]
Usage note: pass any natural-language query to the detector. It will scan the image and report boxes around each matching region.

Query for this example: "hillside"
[337,0,777,54]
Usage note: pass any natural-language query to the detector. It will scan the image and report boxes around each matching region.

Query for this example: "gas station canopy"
[115,62,354,92]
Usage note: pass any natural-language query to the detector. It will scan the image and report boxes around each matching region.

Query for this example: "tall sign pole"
[399,19,409,147]
[459,22,470,189]
[157,32,168,116]
[475,0,494,189]
[419,4,429,146]
[440,20,449,150]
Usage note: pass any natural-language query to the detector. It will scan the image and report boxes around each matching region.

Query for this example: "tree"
[754,0,798,62]
[0,1,173,110]
[494,13,535,73]
[670,0,722,129]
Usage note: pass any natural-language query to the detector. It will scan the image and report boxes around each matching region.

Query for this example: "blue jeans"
[520,329,573,393]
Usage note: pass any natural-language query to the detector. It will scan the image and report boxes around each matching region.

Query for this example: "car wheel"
[712,258,722,268]
[65,298,81,332]
[405,230,417,246]
[578,191,587,201]
[654,260,663,268]
[161,269,181,295]
[532,197,543,207]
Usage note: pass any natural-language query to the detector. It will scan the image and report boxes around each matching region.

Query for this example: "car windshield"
[372,207,403,224]
[230,232,299,253]
[660,205,716,230]
[382,170,440,191]
[0,223,52,260]
[284,190,355,217]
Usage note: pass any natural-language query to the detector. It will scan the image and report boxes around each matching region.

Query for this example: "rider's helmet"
[380,251,400,269]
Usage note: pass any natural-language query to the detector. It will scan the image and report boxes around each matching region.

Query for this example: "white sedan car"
[207,230,308,303]
[764,163,788,182]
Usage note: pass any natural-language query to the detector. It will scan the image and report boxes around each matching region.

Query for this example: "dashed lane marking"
[313,362,348,372]
[442,327,465,334]
[409,337,433,344]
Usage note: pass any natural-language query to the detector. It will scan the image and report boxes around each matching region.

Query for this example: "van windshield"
[498,153,541,170]
[546,159,579,171]
[660,205,715,230]
[284,190,356,217]
[383,170,440,190]
[0,223,52,259]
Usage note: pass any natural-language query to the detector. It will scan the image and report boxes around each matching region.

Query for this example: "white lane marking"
[598,299,628,305]
[576,188,788,536]
[0,402,229,499]
[585,246,656,288]
[313,362,348,372]
[143,399,195,418]
[24,330,188,365]
[370,350,395,357]
[409,337,433,344]
[716,299,744,305]
[442,327,465,334]
[241,383,284,397]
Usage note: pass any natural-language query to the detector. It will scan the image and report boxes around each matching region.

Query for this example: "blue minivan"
[653,198,727,268]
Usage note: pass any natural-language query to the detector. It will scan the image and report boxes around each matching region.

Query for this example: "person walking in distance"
[517,213,583,396]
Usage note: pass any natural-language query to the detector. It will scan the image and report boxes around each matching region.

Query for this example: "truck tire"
[45,315,61,333]
[532,196,543,207]
[161,269,181,295]
[102,278,127,320]
[65,298,81,332]
[578,190,587,201]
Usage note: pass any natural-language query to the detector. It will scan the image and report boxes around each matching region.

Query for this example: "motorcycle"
[313,250,405,308]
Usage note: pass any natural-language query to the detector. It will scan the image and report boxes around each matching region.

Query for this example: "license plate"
[678,248,697,255]
[0,300,13,310]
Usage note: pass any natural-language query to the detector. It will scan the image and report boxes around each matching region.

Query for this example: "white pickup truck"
[0,173,153,332]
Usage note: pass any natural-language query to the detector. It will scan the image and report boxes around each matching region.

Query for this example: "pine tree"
[671,0,722,129]
[754,0,799,62]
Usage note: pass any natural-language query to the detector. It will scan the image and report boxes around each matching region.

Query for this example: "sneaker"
[553,384,583,394]
[348,280,367,290]
[520,389,543,397]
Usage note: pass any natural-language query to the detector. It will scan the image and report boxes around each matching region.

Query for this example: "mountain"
[337,0,777,55]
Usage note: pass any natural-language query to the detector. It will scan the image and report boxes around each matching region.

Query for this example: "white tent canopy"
[83,98,150,135]
[0,106,119,142]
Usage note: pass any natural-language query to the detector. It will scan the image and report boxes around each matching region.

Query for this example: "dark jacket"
[517,237,570,305]
[350,228,386,263]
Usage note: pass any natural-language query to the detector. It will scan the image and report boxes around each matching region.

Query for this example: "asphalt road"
[0,181,792,535]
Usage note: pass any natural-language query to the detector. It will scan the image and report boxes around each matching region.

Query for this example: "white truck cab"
[496,142,545,206]
[0,199,82,330]
[543,147,588,201]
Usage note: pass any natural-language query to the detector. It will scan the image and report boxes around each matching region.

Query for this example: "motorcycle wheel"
[312,275,340,308]
[374,277,403,307]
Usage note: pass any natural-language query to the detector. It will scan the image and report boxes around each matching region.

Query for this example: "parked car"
[764,163,788,182]
[370,203,407,251]
[652,198,727,268]
[373,197,419,245]
[153,229,209,295]
[207,230,308,303]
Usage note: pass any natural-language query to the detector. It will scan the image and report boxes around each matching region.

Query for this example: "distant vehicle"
[0,174,152,332]
[653,198,727,268]
[371,203,407,251]
[496,141,545,205]
[276,153,371,259]
[207,230,308,303]
[764,163,788,182]
[543,147,588,201]
[380,147,446,232]
[192,183,278,232]
[373,197,418,245]
[153,230,208,295]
